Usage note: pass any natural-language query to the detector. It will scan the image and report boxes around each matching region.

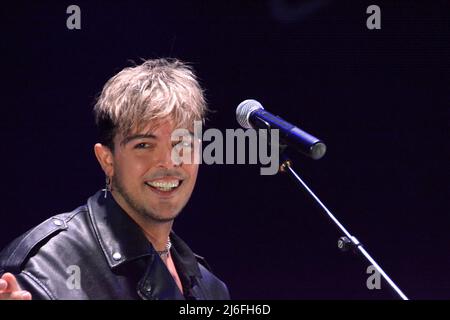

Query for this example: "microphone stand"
[278,154,409,300]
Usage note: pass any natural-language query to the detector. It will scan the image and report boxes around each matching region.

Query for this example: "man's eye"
[176,140,193,148]
[135,143,152,149]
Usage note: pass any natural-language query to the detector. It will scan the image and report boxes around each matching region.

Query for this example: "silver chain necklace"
[156,239,172,258]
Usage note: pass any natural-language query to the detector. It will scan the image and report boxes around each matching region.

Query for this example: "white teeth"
[146,180,180,191]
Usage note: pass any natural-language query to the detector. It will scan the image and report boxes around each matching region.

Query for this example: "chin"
[146,208,180,223]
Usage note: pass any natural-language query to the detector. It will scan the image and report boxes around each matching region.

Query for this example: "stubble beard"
[112,174,180,224]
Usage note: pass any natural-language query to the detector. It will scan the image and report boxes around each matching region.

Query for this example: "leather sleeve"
[15,271,55,300]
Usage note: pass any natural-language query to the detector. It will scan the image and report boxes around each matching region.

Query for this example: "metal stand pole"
[279,157,409,300]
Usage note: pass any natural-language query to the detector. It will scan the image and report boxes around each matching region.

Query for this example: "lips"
[145,178,183,195]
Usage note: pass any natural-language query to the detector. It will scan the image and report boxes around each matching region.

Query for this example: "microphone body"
[236,99,326,160]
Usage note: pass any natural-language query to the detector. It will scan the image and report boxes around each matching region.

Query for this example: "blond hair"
[93,58,207,149]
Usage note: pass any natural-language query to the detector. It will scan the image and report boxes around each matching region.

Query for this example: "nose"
[154,142,180,168]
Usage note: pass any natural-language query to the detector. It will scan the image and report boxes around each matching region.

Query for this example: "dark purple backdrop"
[1,0,449,299]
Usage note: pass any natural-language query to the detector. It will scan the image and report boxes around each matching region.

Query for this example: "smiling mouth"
[145,179,183,193]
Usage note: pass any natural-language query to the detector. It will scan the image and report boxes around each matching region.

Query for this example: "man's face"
[108,119,199,223]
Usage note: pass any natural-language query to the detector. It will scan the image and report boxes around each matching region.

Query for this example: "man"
[0,58,230,300]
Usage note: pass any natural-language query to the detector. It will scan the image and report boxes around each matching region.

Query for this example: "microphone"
[236,99,326,160]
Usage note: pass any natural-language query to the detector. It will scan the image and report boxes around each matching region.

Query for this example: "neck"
[140,223,173,252]
[110,191,173,252]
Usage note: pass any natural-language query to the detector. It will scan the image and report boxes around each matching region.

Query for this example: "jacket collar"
[86,190,201,279]
[87,190,153,268]
[170,232,202,279]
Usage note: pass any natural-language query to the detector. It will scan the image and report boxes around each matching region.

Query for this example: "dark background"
[0,0,449,299]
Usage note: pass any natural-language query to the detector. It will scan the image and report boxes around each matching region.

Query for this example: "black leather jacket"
[0,190,230,300]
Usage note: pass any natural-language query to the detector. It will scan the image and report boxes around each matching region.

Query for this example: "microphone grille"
[236,99,264,129]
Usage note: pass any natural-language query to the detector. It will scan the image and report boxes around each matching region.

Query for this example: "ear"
[94,143,114,177]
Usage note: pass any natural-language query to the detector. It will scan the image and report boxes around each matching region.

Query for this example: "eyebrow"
[121,133,157,146]
[120,130,197,146]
